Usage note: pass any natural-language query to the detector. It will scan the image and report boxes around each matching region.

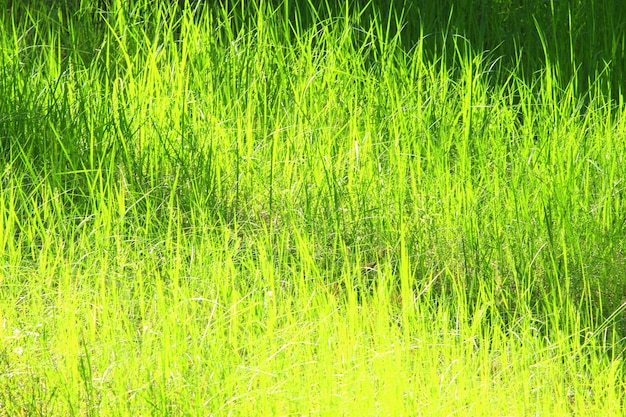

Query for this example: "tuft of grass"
[0,1,625,415]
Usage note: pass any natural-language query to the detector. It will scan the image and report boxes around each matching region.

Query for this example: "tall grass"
[0,0,625,415]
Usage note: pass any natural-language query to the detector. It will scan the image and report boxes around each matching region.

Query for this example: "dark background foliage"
[214,0,626,101]
[5,0,626,101]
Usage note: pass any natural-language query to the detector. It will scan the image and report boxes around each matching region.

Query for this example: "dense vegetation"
[1,0,625,415]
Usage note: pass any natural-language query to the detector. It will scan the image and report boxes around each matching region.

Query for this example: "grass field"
[1,0,626,415]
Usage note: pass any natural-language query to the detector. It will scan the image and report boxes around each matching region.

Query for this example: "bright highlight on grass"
[1,0,625,415]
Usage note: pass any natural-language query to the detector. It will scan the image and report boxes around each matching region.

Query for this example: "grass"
[1,0,625,415]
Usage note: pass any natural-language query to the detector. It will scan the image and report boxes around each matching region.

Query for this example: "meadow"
[1,0,625,415]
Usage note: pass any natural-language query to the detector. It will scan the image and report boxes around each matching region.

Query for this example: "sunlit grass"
[0,1,625,415]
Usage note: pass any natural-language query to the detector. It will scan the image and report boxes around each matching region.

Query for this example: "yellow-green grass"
[0,1,625,415]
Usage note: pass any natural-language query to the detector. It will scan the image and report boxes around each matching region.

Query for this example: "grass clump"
[0,0,625,415]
